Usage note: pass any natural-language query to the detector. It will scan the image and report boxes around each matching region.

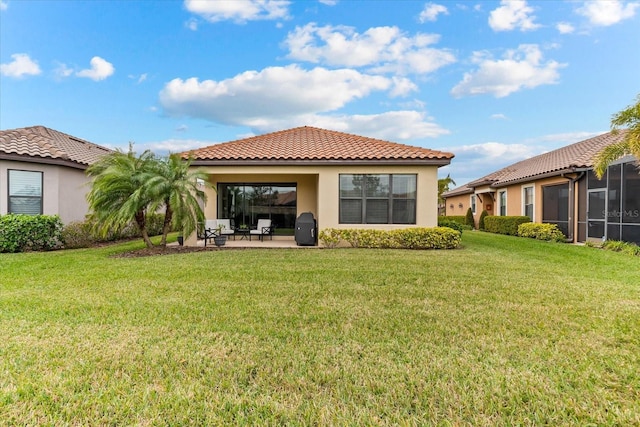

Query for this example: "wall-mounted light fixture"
[458,203,463,208]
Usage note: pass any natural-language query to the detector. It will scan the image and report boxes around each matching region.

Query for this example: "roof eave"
[190,158,452,167]
[0,152,89,170]
[491,167,578,188]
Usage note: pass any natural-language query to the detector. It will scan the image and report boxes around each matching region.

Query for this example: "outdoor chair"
[202,219,218,246]
[215,219,235,237]
[249,219,274,241]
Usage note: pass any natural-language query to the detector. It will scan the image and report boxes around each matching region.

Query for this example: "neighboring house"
[442,131,640,244]
[181,126,454,243]
[0,126,113,224]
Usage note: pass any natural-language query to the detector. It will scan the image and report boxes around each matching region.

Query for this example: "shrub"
[465,208,475,229]
[478,210,488,230]
[439,216,466,225]
[484,216,531,236]
[61,220,98,249]
[61,213,169,249]
[437,219,468,234]
[318,227,461,250]
[602,240,640,256]
[517,223,566,242]
[0,214,64,253]
[318,228,341,248]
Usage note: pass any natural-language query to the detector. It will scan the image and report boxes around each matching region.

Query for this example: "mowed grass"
[1,232,639,425]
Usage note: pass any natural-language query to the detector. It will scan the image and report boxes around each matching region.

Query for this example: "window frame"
[498,190,507,216]
[339,174,417,225]
[470,194,476,215]
[522,185,534,221]
[8,169,44,215]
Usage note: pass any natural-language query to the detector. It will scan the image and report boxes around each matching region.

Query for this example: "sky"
[1,0,639,186]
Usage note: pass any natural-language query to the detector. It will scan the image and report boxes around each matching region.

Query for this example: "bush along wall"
[318,227,461,250]
[478,210,488,231]
[517,223,566,242]
[61,213,169,249]
[439,216,466,225]
[483,216,531,236]
[465,208,475,229]
[0,214,64,253]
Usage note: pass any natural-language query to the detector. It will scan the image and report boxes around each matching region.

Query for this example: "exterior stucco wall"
[443,193,472,217]
[194,163,441,231]
[0,159,90,224]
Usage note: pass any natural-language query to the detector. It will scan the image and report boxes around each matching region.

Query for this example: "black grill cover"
[295,212,317,246]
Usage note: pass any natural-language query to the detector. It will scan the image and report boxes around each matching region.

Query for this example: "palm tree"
[593,94,640,178]
[86,147,157,248]
[438,174,456,205]
[145,153,213,247]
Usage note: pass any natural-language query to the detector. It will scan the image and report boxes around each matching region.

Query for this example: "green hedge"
[436,218,470,234]
[0,214,64,253]
[318,227,461,250]
[439,216,466,225]
[517,223,566,242]
[483,216,531,236]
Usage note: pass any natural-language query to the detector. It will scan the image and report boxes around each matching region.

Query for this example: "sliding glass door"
[218,183,297,235]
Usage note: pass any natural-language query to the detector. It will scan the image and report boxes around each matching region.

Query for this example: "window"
[8,170,43,215]
[543,183,569,236]
[522,186,534,220]
[498,191,507,216]
[470,195,476,214]
[339,174,416,224]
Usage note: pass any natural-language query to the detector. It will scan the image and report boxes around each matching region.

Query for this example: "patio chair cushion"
[216,219,235,235]
[249,219,274,240]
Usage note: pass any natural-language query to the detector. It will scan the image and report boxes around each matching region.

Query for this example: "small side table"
[234,228,250,240]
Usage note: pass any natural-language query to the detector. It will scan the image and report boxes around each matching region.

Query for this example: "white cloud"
[158,65,449,139]
[318,0,338,5]
[450,44,566,98]
[456,141,537,162]
[135,138,216,155]
[490,113,508,120]
[0,1,8,11]
[0,53,41,78]
[184,0,290,23]
[488,0,541,32]
[556,22,575,34]
[53,62,73,79]
[283,23,456,75]
[159,65,391,124]
[76,56,115,81]
[185,18,198,31]
[246,110,450,140]
[419,3,449,22]
[576,0,639,26]
[527,131,602,145]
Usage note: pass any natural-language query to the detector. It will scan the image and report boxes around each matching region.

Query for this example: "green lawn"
[1,232,639,425]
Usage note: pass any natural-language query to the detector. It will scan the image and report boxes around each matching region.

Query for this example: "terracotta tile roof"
[0,126,112,168]
[183,126,454,165]
[443,131,629,197]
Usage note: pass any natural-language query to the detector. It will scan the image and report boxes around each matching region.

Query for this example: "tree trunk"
[134,210,154,248]
[160,202,173,247]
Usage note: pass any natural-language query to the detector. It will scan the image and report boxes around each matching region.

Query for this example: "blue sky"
[1,0,639,185]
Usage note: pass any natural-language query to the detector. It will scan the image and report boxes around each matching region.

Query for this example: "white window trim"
[521,185,535,221]
[498,190,507,216]
[470,194,476,214]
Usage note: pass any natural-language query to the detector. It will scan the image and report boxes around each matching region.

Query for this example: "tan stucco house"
[181,126,454,245]
[0,126,112,224]
[442,131,640,244]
